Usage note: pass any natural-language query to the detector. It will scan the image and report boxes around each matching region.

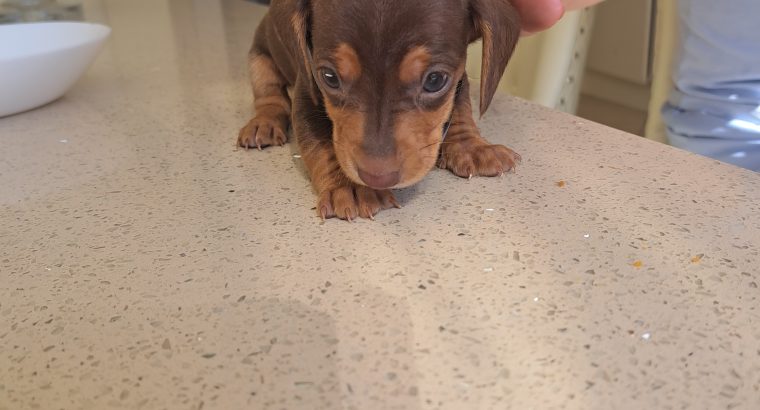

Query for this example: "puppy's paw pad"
[238,115,288,150]
[317,185,398,221]
[442,143,520,178]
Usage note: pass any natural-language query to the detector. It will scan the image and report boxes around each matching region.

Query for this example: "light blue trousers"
[661,0,760,171]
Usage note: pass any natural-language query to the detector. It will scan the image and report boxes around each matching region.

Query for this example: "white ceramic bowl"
[0,22,110,117]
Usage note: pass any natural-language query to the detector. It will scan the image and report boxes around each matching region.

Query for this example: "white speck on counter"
[642,333,651,340]
[293,154,301,159]
[583,234,590,238]
[483,267,494,272]
[485,208,495,212]
[533,297,539,302]
[59,139,68,143]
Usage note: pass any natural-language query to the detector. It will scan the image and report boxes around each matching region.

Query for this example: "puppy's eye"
[423,72,448,93]
[321,68,341,89]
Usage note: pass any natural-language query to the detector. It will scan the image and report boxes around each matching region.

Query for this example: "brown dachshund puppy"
[239,0,521,220]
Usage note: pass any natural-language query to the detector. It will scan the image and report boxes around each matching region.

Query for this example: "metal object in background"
[506,7,596,114]
[554,7,595,114]
[0,0,83,24]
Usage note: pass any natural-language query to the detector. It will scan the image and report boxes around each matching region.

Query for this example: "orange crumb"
[691,254,703,264]
[556,180,566,188]
[632,260,643,269]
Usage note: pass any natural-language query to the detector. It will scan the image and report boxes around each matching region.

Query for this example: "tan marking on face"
[393,97,455,188]
[392,63,466,187]
[399,46,431,84]
[333,43,362,83]
[323,99,366,185]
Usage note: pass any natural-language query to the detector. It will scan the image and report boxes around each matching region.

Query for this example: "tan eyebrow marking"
[399,46,431,84]
[333,42,362,82]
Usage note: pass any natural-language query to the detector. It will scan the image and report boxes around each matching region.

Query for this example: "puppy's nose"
[356,156,400,188]
[358,168,400,189]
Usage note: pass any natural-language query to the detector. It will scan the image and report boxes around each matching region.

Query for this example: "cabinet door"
[586,0,654,85]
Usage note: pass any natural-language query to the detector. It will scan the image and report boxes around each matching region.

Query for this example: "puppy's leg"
[438,75,521,177]
[300,141,400,220]
[293,85,399,220]
[238,51,291,150]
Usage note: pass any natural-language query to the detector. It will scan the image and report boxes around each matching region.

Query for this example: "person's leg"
[662,0,760,171]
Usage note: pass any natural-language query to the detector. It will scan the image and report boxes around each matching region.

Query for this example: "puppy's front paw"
[439,142,521,178]
[238,115,288,150]
[316,184,400,221]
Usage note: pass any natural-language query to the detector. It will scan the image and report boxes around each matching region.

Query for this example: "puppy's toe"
[355,186,398,219]
[444,143,520,178]
[475,144,520,176]
[444,151,477,178]
[316,191,336,220]
[237,115,288,150]
[332,186,359,221]
[316,186,358,221]
[376,189,401,210]
[316,184,398,221]
[492,145,521,172]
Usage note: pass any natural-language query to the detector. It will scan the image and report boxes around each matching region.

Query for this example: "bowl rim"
[0,21,111,62]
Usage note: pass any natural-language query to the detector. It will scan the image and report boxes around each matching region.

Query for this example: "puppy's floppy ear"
[468,0,521,116]
[292,0,320,105]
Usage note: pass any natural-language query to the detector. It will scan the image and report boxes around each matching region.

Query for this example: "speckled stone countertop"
[2,1,760,410]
